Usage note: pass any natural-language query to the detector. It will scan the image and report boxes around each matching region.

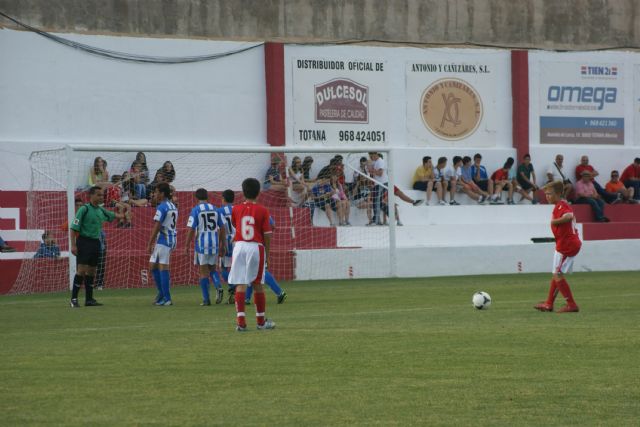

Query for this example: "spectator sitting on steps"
[574,170,610,222]
[605,170,638,204]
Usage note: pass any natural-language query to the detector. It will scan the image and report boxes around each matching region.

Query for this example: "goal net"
[10,145,396,294]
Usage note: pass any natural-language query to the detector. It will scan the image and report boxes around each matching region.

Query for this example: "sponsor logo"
[580,65,618,76]
[315,78,369,123]
[420,78,482,140]
[547,86,617,111]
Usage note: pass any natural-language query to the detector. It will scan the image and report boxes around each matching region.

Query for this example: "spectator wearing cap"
[574,170,609,222]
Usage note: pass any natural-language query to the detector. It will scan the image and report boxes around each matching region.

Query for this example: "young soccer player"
[218,189,237,304]
[534,181,581,313]
[184,188,226,306]
[228,178,275,331]
[146,182,178,306]
[245,216,287,305]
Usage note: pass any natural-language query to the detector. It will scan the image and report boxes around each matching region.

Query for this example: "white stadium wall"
[0,28,268,190]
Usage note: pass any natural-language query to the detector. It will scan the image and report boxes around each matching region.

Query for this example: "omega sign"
[421,78,483,140]
[315,78,369,123]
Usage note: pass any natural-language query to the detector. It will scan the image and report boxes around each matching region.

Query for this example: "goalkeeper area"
[1,272,639,425]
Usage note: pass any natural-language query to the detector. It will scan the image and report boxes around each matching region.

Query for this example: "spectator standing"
[288,156,308,207]
[89,157,110,188]
[129,161,148,200]
[574,155,620,204]
[620,157,640,201]
[158,161,176,183]
[516,154,539,204]
[351,157,374,225]
[131,152,150,183]
[330,174,350,226]
[367,152,388,225]
[301,156,315,185]
[606,170,637,203]
[546,154,573,199]
[105,175,133,228]
[574,170,609,222]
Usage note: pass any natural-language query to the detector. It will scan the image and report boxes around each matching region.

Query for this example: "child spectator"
[130,152,150,184]
[605,170,637,204]
[288,156,308,207]
[412,156,442,205]
[89,157,110,188]
[122,171,149,207]
[312,176,337,226]
[471,153,498,202]
[158,161,176,183]
[491,158,515,204]
[433,157,450,205]
[330,174,350,226]
[516,154,539,204]
[129,161,148,200]
[34,231,61,259]
[106,175,133,227]
[460,156,489,203]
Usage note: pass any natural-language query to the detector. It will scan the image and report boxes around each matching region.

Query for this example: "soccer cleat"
[162,300,173,306]
[557,304,579,313]
[277,292,287,304]
[154,299,167,306]
[257,319,276,330]
[534,302,553,312]
[236,325,248,332]
[200,300,211,306]
[412,199,425,206]
[227,290,235,305]
[215,288,223,305]
[85,299,103,307]
[96,285,104,291]
[70,299,80,308]
[245,299,251,305]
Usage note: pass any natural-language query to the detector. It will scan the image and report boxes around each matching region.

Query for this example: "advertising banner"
[538,61,624,145]
[405,52,511,147]
[635,64,640,144]
[291,57,390,145]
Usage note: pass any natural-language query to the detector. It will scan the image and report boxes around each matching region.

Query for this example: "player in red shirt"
[534,181,581,313]
[228,178,275,331]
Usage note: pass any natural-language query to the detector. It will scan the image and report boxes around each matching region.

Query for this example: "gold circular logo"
[420,78,483,141]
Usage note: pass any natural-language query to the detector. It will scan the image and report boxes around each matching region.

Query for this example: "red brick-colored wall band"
[264,42,286,147]
[511,50,529,161]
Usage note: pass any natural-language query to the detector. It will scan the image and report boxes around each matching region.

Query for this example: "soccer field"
[1,272,639,426]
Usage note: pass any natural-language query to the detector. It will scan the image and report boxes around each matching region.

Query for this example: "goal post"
[10,144,398,294]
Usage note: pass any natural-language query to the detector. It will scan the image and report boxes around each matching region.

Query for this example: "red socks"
[235,291,246,328]
[254,291,266,326]
[546,280,557,305]
[555,278,576,305]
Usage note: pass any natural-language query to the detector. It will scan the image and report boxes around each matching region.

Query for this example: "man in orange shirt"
[605,170,637,204]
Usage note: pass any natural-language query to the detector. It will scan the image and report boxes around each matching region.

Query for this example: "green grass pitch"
[1,272,639,426]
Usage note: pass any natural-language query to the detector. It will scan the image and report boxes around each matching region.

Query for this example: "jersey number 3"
[240,216,255,240]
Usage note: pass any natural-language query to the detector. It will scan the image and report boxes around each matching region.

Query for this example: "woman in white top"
[288,156,308,207]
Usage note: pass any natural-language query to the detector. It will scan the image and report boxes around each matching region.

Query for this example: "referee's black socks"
[84,276,95,301]
[71,274,82,300]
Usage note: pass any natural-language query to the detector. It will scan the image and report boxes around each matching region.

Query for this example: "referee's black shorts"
[76,236,101,267]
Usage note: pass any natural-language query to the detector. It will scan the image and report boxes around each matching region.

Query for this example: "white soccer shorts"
[221,255,232,268]
[552,250,575,275]
[149,244,173,265]
[228,241,265,286]
[194,252,217,266]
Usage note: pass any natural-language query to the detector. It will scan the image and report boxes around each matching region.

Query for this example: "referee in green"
[70,186,124,307]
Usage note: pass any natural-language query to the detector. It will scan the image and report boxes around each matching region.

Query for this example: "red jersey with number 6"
[551,200,581,256]
[231,201,272,244]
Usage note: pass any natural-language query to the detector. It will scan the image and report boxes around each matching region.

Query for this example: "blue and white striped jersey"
[187,202,224,255]
[153,200,178,249]
[218,204,235,255]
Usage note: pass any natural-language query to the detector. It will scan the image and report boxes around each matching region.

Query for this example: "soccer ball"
[472,291,492,310]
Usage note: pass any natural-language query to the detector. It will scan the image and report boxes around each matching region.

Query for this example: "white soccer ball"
[472,291,492,310]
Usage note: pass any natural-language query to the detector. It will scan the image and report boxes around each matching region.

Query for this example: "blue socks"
[152,269,162,302]
[199,277,210,302]
[160,270,171,302]
[265,271,282,296]
[210,271,222,290]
